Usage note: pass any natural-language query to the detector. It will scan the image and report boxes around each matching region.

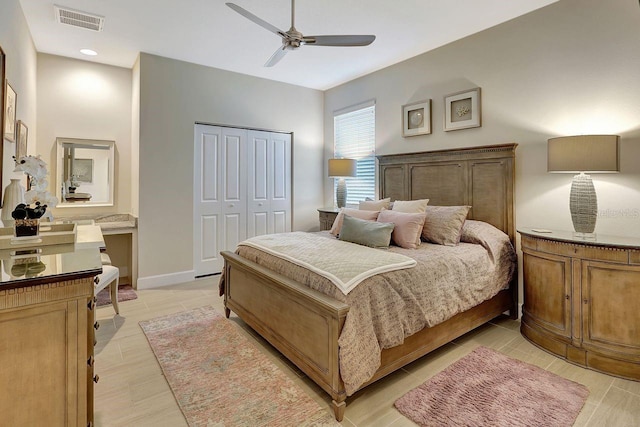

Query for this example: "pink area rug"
[140,306,339,426]
[395,346,589,427]
[96,284,137,307]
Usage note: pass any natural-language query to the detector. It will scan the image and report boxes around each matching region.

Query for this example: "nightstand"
[318,207,340,231]
[518,228,640,380]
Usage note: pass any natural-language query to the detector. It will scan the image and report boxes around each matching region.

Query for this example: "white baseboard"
[137,270,196,289]
[517,302,523,320]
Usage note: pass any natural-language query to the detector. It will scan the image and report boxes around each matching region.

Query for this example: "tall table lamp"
[548,135,619,237]
[328,158,357,208]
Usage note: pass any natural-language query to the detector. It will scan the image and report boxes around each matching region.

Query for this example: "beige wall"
[324,0,640,303]
[137,53,324,284]
[325,0,640,238]
[36,54,133,217]
[0,0,37,205]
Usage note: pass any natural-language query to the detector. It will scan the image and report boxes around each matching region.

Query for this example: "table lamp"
[328,158,357,208]
[547,135,619,237]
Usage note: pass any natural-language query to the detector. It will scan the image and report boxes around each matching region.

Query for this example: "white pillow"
[359,198,391,211]
[391,199,430,213]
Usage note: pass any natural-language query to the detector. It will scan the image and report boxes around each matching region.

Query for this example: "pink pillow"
[330,208,380,236]
[377,210,426,249]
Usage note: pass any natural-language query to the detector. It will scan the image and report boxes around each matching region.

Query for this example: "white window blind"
[334,102,375,205]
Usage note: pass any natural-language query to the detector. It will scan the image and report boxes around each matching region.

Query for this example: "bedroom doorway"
[193,123,292,277]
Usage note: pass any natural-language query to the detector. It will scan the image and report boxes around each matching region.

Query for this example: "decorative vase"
[14,218,40,237]
[1,179,26,226]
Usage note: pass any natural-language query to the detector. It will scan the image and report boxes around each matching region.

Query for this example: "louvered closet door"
[247,131,291,236]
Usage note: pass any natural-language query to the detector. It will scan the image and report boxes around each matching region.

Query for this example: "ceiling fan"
[226,0,376,67]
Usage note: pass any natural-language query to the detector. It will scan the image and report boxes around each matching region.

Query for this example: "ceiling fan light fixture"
[226,0,376,67]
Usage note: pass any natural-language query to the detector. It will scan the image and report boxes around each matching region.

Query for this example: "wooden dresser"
[318,207,340,231]
[519,228,640,380]
[0,244,102,426]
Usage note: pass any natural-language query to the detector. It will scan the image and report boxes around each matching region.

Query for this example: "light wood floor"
[94,277,640,426]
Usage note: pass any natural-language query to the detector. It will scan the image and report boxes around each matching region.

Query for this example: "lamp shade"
[328,158,358,177]
[548,135,619,173]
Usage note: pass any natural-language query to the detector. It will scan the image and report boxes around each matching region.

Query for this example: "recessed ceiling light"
[80,49,98,56]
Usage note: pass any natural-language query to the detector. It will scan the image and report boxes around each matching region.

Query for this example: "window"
[333,101,375,205]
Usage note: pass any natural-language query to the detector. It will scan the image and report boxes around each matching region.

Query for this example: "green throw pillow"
[339,214,394,248]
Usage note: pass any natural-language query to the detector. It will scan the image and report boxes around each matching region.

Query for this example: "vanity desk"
[57,214,138,289]
[0,235,103,426]
[519,228,640,381]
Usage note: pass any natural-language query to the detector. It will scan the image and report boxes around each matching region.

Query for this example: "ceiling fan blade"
[264,45,288,67]
[303,35,376,47]
[226,3,286,37]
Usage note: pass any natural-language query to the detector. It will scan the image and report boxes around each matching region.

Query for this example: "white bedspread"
[238,232,416,295]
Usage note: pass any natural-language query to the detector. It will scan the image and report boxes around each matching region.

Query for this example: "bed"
[221,143,518,421]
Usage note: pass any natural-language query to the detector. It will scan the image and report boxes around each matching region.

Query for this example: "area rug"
[96,284,138,307]
[395,346,589,427]
[139,306,339,426]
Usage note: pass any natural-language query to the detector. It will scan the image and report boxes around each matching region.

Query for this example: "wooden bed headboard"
[377,143,517,243]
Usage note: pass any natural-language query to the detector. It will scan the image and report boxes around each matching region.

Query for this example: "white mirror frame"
[56,137,115,207]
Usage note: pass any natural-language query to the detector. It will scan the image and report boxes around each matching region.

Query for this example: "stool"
[95,265,120,314]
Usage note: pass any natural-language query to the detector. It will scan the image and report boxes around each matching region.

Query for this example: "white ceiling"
[19,0,558,90]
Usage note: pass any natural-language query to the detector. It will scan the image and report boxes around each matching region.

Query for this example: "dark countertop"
[0,244,102,290]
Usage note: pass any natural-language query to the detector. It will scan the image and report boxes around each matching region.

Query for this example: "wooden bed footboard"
[221,250,350,419]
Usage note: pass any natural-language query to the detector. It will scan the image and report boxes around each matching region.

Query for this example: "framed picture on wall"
[16,120,28,159]
[4,80,17,141]
[402,99,432,137]
[0,45,5,204]
[0,46,4,143]
[444,87,481,131]
[72,158,94,183]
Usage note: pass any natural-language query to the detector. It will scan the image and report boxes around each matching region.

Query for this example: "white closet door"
[247,131,271,237]
[193,124,223,276]
[194,125,247,275]
[194,124,289,277]
[247,130,291,236]
[220,127,248,258]
[270,132,291,233]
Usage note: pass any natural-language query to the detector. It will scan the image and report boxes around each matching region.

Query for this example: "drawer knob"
[583,298,588,304]
[565,295,570,300]
[94,276,100,285]
[94,321,100,330]
[93,374,100,383]
[87,356,95,367]
[87,300,95,311]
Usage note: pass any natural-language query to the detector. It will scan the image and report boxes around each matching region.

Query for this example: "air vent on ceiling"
[54,5,104,32]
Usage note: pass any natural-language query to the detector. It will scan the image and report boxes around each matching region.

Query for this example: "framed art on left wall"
[3,80,16,142]
[0,45,5,205]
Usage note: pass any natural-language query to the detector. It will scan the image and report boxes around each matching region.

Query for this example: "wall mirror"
[56,137,115,207]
